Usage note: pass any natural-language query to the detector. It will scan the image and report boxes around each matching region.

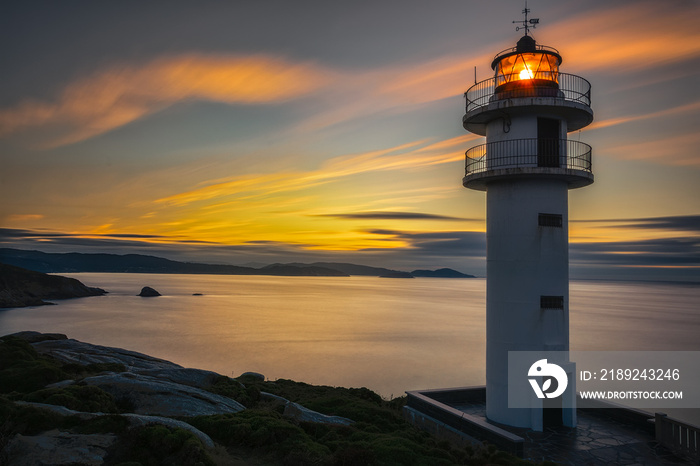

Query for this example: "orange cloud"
[545,3,700,73]
[5,214,45,222]
[0,54,332,147]
[588,100,700,131]
[154,134,479,208]
[378,52,494,104]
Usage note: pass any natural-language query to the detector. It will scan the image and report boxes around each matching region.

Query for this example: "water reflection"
[0,275,697,402]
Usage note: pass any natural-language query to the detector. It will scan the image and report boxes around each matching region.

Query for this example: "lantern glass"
[495,52,559,88]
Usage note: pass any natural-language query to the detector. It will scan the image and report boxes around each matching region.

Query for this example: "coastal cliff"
[0,263,106,308]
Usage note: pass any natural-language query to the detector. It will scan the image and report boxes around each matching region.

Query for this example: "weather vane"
[513,2,539,36]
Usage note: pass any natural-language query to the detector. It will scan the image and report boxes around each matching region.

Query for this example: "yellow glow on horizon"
[570,218,700,250]
[623,265,700,269]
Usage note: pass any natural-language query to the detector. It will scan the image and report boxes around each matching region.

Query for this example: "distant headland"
[0,263,107,308]
[0,248,475,279]
[0,248,475,308]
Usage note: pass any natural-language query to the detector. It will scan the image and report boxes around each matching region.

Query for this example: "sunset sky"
[1,0,699,281]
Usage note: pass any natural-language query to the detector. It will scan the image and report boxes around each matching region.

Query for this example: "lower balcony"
[463,138,593,190]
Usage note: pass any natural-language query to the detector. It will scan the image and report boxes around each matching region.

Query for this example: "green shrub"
[106,425,215,466]
[0,337,68,394]
[190,409,330,464]
[206,375,260,406]
[22,384,119,413]
[0,336,128,396]
[0,396,65,437]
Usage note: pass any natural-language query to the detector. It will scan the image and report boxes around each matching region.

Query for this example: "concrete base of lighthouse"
[487,358,577,431]
[485,177,576,430]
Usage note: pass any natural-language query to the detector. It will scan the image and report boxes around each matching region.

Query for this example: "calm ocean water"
[1,274,698,421]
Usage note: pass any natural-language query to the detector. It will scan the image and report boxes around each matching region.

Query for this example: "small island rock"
[138,286,161,297]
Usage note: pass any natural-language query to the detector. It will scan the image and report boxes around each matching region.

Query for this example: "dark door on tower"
[538,118,560,168]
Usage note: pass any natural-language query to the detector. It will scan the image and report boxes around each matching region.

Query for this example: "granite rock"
[79,372,245,417]
[260,392,354,426]
[14,401,215,449]
[31,338,181,371]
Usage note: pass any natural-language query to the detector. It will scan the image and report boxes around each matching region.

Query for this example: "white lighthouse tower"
[463,10,593,430]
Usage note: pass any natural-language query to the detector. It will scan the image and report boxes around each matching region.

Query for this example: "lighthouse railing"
[465,73,591,113]
[465,139,592,176]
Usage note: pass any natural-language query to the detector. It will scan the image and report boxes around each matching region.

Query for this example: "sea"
[1,274,698,423]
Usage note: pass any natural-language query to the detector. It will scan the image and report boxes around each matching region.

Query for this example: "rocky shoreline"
[0,332,355,465]
[0,331,518,465]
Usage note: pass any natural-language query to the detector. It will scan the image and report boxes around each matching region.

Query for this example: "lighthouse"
[463,10,593,430]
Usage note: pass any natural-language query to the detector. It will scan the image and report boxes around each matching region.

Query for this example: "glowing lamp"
[519,67,534,80]
[492,35,562,96]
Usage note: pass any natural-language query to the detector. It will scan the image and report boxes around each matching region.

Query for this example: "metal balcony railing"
[465,73,591,113]
[465,138,592,177]
[655,413,700,463]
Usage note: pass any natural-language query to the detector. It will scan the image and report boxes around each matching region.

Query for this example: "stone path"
[449,401,693,465]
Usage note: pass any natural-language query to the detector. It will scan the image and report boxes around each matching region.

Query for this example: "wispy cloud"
[588,101,700,132]
[154,135,477,208]
[547,2,700,73]
[2,219,699,280]
[0,54,333,148]
[5,214,44,222]
[574,215,700,233]
[314,211,469,221]
[571,237,700,267]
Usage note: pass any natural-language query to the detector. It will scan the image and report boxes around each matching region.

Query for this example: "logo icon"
[528,359,568,399]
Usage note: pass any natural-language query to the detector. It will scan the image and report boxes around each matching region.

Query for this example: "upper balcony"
[463,73,593,135]
[463,138,593,191]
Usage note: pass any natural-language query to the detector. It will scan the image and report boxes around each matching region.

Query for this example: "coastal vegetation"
[0,333,542,465]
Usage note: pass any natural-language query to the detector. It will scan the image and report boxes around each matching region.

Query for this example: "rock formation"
[0,263,106,308]
[30,334,181,370]
[260,392,354,426]
[138,286,161,297]
[1,331,360,464]
[77,371,245,417]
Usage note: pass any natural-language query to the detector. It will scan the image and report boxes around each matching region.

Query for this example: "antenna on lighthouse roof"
[513,2,539,36]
